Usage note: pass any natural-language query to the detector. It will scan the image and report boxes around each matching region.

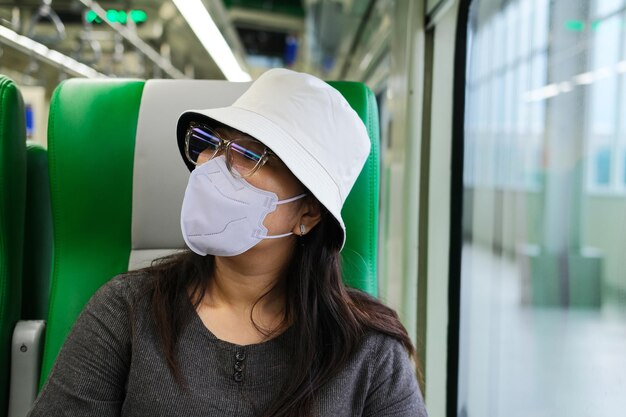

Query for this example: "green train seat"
[37,78,380,392]
[0,75,26,417]
[8,142,52,417]
[21,142,52,322]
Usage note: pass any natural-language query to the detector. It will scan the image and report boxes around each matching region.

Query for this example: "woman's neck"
[207,238,295,307]
[189,240,298,344]
[190,251,291,344]
[208,255,286,313]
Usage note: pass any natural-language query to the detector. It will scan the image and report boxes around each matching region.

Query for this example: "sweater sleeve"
[27,275,133,417]
[363,335,428,417]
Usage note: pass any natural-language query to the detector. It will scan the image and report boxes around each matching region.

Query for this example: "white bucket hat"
[176,68,371,248]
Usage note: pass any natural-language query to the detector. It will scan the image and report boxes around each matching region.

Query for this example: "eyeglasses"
[184,122,276,178]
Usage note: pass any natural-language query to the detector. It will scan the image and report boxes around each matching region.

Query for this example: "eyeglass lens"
[187,125,266,177]
[188,125,220,163]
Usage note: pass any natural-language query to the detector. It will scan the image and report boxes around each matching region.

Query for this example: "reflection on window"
[466,0,626,194]
[595,148,612,185]
[464,0,549,190]
[459,0,626,417]
[586,13,625,193]
[595,0,625,16]
[623,151,626,184]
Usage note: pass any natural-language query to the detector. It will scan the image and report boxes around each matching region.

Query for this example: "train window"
[588,12,620,192]
[595,0,624,16]
[458,0,626,416]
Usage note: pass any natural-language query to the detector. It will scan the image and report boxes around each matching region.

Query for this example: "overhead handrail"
[75,17,102,65]
[75,32,102,65]
[26,0,66,44]
[78,0,185,79]
[112,33,124,64]
[101,33,124,75]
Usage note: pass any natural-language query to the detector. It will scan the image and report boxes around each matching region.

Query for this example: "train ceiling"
[0,0,375,89]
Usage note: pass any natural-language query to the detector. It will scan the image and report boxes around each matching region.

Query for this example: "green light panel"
[85,9,147,24]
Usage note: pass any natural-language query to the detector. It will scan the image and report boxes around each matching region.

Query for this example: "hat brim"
[176,106,347,248]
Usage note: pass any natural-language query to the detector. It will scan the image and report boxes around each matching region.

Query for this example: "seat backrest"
[40,78,380,387]
[0,75,26,417]
[22,142,52,320]
[328,81,380,294]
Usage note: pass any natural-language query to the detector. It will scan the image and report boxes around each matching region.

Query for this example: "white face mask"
[180,156,306,256]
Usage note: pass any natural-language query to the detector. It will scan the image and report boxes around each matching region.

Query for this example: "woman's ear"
[292,196,322,236]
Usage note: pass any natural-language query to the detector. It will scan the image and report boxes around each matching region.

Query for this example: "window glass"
[519,0,532,58]
[505,4,517,65]
[594,0,624,16]
[532,0,549,50]
[459,0,626,416]
[621,151,626,184]
[595,148,612,184]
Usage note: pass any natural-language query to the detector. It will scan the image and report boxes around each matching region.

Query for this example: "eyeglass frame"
[184,121,277,178]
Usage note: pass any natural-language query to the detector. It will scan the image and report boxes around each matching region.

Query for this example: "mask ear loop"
[276,193,307,205]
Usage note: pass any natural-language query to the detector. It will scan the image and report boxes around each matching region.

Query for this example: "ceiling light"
[172,0,251,81]
[0,24,103,78]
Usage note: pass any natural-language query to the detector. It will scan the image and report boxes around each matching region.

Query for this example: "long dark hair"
[139,208,419,416]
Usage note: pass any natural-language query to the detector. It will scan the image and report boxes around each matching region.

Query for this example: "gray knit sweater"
[28,273,428,416]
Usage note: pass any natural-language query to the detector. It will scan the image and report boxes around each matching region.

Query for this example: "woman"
[29,69,428,416]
